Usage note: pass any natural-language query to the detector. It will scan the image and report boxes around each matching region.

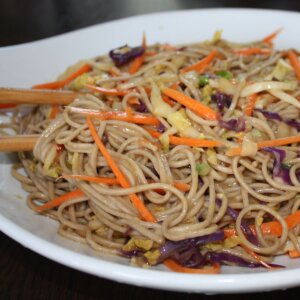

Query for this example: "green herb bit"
[199,75,210,87]
[216,70,233,80]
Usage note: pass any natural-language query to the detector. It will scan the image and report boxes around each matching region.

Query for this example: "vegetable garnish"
[240,245,281,270]
[33,64,91,90]
[162,88,218,120]
[262,28,282,44]
[287,50,300,82]
[128,33,147,74]
[49,104,59,119]
[85,83,131,96]
[233,48,272,56]
[180,50,217,74]
[224,210,300,238]
[216,70,233,79]
[164,259,221,274]
[244,93,258,116]
[146,129,222,148]
[69,106,160,125]
[36,189,85,212]
[226,135,300,156]
[109,45,144,67]
[86,117,156,222]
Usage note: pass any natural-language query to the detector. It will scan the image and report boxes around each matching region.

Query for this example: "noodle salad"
[3,29,300,274]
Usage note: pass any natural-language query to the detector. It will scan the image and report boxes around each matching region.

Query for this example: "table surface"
[1,0,300,299]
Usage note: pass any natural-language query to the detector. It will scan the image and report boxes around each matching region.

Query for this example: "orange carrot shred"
[164,259,220,274]
[289,250,300,258]
[72,107,160,125]
[146,129,222,148]
[288,50,300,82]
[233,48,272,56]
[86,117,156,222]
[244,93,258,116]
[36,189,85,212]
[226,135,300,156]
[128,33,147,74]
[224,210,300,239]
[180,50,217,74]
[61,174,119,185]
[162,88,218,120]
[262,28,282,44]
[50,104,60,119]
[33,64,91,90]
[240,245,278,270]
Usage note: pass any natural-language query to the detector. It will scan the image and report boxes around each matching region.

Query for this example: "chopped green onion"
[216,70,233,80]
[196,163,211,176]
[199,75,210,87]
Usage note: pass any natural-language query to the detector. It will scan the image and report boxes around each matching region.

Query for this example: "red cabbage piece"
[285,120,300,131]
[109,45,144,66]
[157,123,166,133]
[218,116,246,132]
[216,199,258,246]
[159,231,225,262]
[255,109,300,131]
[254,109,282,121]
[211,92,232,111]
[263,147,292,184]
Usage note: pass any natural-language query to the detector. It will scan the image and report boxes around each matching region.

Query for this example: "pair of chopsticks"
[0,87,79,152]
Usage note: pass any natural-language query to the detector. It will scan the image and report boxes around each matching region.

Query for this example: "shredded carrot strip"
[288,50,300,82]
[33,64,91,90]
[86,117,156,222]
[244,93,258,116]
[36,189,84,212]
[180,50,217,74]
[128,33,146,74]
[50,104,60,119]
[289,250,300,258]
[262,28,282,44]
[162,95,176,107]
[74,107,160,125]
[226,135,300,156]
[224,210,300,238]
[0,103,17,109]
[164,259,220,274]
[162,88,218,120]
[240,245,277,269]
[146,129,222,148]
[127,97,140,106]
[61,174,119,185]
[85,84,130,96]
[233,48,272,56]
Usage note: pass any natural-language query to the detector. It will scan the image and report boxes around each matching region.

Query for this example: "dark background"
[1,0,300,299]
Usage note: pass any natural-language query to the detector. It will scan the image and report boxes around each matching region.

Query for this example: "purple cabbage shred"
[211,92,232,111]
[263,147,292,185]
[218,116,246,132]
[109,45,144,66]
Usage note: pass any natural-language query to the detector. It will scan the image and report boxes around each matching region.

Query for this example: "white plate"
[1,8,300,294]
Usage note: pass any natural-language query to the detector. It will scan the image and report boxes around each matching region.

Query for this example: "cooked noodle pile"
[8,32,300,272]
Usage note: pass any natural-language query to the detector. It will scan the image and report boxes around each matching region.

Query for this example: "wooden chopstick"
[0,135,39,152]
[0,87,79,105]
